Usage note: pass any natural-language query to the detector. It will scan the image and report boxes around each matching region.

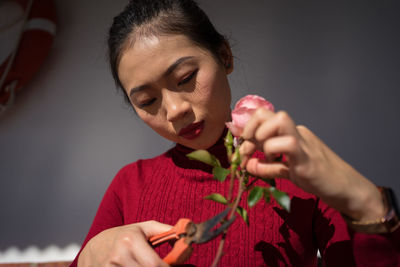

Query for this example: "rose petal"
[235,95,274,112]
[225,122,243,137]
[230,94,275,137]
[231,107,254,128]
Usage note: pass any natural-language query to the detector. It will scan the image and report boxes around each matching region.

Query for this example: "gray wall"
[1,0,399,249]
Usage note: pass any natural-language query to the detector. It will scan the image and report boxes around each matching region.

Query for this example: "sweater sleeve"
[351,223,400,266]
[69,169,126,267]
[313,198,400,266]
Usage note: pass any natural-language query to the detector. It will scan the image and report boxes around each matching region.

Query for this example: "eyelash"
[136,69,198,108]
[178,69,198,86]
[137,98,156,108]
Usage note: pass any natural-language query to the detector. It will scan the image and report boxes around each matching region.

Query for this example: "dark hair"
[108,0,228,103]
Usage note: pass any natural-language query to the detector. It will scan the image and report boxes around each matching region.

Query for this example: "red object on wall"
[0,0,57,113]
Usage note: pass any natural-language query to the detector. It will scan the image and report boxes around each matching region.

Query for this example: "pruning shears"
[149,208,235,265]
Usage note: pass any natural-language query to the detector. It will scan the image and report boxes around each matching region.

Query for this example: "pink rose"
[226,95,274,137]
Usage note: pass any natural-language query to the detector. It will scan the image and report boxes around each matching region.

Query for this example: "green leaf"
[247,186,264,207]
[187,150,221,167]
[258,177,276,187]
[263,188,271,203]
[213,166,230,182]
[269,187,291,212]
[247,173,276,187]
[236,206,249,226]
[204,193,228,205]
[267,178,276,187]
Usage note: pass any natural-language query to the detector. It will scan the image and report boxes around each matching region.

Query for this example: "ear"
[218,41,234,74]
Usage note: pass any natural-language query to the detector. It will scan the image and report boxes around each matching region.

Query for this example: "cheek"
[205,70,231,110]
[137,112,166,133]
[138,111,179,141]
[195,72,214,100]
[195,69,228,104]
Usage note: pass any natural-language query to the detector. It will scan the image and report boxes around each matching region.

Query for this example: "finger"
[132,221,172,267]
[108,242,139,267]
[241,107,275,140]
[239,140,258,168]
[108,257,137,267]
[138,220,173,238]
[131,237,169,267]
[245,158,289,179]
[253,111,299,144]
[262,136,305,164]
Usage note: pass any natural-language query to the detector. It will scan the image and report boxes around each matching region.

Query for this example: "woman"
[72,0,400,266]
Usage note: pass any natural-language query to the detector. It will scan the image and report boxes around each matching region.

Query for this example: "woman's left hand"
[239,107,385,222]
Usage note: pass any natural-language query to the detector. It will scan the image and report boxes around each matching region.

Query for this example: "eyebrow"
[129,56,194,98]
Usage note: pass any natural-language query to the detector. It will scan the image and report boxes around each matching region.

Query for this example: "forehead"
[117,34,209,89]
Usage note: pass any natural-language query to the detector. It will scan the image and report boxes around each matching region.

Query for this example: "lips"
[178,121,205,140]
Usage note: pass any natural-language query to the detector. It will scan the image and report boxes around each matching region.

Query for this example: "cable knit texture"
[70,134,400,266]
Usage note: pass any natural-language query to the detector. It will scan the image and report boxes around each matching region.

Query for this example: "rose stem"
[211,171,246,267]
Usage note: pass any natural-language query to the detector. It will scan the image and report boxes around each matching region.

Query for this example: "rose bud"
[226,95,274,137]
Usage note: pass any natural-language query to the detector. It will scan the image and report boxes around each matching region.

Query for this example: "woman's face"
[118,34,232,150]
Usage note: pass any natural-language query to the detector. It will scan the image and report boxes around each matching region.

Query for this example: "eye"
[178,69,198,86]
[137,98,156,108]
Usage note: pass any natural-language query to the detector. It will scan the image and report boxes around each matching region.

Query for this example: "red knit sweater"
[71,135,400,266]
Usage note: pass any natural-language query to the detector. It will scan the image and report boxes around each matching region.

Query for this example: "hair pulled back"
[108,0,228,102]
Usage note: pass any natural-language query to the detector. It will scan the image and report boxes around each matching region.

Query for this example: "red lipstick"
[179,121,204,140]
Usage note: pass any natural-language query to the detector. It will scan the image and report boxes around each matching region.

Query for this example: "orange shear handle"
[149,218,193,265]
[163,238,193,265]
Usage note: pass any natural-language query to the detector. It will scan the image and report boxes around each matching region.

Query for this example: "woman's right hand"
[77,221,172,267]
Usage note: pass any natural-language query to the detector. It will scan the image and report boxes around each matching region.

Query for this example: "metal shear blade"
[149,207,236,265]
[194,208,235,244]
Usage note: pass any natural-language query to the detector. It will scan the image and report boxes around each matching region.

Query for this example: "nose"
[164,91,191,122]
